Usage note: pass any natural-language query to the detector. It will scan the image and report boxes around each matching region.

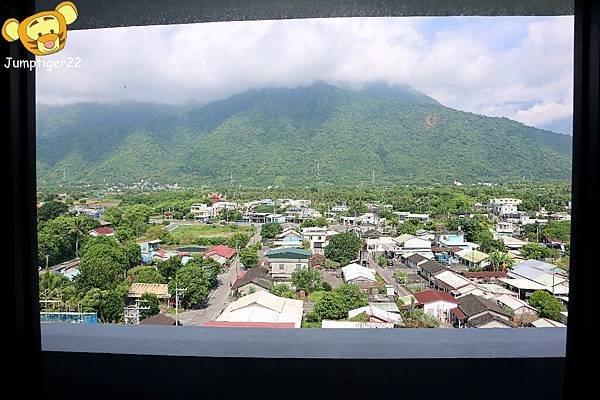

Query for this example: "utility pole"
[174,278,187,327]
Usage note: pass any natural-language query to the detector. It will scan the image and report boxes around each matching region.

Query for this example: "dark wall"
[43,352,564,400]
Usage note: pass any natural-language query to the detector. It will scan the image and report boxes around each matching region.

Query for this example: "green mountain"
[36,82,572,186]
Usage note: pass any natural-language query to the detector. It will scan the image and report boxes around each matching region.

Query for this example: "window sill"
[42,323,566,359]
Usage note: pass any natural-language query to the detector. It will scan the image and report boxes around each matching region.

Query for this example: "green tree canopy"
[128,266,164,284]
[261,222,283,239]
[528,290,565,321]
[76,241,128,292]
[324,232,362,265]
[168,264,212,308]
[38,201,69,221]
[239,247,259,268]
[291,268,322,293]
[140,292,160,319]
[521,243,559,260]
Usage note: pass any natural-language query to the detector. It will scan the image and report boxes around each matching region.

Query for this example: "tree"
[156,256,183,281]
[311,284,368,321]
[401,309,440,328]
[140,293,160,319]
[301,217,328,228]
[542,220,571,243]
[128,266,164,283]
[271,284,296,298]
[261,222,283,239]
[168,264,211,308]
[291,268,322,293]
[144,225,170,242]
[377,255,388,268]
[487,251,515,271]
[334,284,368,311]
[324,232,361,265]
[81,286,127,323]
[529,290,565,321]
[228,233,250,249]
[313,291,348,320]
[121,204,153,236]
[239,247,259,268]
[76,241,128,292]
[68,215,100,257]
[121,240,142,269]
[38,201,69,221]
[521,243,559,260]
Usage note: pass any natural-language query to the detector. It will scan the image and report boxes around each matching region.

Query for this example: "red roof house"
[89,226,115,237]
[204,245,236,260]
[414,289,459,305]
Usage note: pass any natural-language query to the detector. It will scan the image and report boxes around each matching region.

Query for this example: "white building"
[490,198,522,216]
[190,203,213,220]
[341,263,377,286]
[413,289,459,322]
[215,291,304,328]
[301,227,337,254]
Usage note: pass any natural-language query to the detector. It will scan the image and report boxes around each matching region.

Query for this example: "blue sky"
[37,16,574,134]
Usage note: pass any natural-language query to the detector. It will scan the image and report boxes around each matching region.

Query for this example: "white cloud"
[36,16,574,133]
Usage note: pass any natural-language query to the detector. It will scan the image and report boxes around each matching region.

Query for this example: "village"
[39,189,571,330]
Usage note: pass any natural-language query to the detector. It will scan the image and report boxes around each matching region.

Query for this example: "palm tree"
[69,217,87,257]
[488,251,515,271]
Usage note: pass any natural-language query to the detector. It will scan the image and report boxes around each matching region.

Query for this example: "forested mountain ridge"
[37,82,572,186]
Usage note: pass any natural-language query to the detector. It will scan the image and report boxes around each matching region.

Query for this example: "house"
[348,305,402,324]
[190,203,213,221]
[496,294,538,320]
[301,227,337,254]
[391,234,433,259]
[508,259,569,297]
[231,267,273,296]
[46,258,80,280]
[341,263,377,288]
[405,253,429,269]
[204,245,236,265]
[499,277,548,300]
[450,294,513,328]
[140,313,177,326]
[455,249,489,269]
[265,247,311,281]
[500,236,527,251]
[272,229,302,248]
[215,291,304,328]
[368,302,400,314]
[321,320,394,329]
[431,270,477,297]
[530,318,566,328]
[365,236,396,256]
[462,271,507,283]
[128,283,171,306]
[495,221,515,235]
[418,260,446,282]
[490,198,522,216]
[394,211,430,223]
[414,289,459,322]
[139,239,162,254]
[89,226,114,237]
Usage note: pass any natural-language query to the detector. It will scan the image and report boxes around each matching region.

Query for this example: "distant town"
[38,183,571,329]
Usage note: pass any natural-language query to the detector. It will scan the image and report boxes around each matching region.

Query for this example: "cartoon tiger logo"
[2,2,78,56]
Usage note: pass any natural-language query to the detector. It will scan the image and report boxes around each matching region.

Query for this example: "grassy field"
[169,224,255,244]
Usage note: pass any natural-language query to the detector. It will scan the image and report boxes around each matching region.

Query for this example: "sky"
[36,16,574,134]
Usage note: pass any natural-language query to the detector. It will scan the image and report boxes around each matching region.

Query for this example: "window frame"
[5,1,596,399]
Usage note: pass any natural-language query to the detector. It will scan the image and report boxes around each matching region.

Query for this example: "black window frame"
[4,1,597,399]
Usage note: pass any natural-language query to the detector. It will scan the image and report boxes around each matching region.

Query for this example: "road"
[175,224,262,326]
[364,253,413,297]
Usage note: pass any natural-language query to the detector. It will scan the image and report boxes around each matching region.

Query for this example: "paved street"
[365,253,416,297]
[175,224,262,326]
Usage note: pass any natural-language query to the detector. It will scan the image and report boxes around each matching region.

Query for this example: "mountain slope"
[36,82,572,186]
